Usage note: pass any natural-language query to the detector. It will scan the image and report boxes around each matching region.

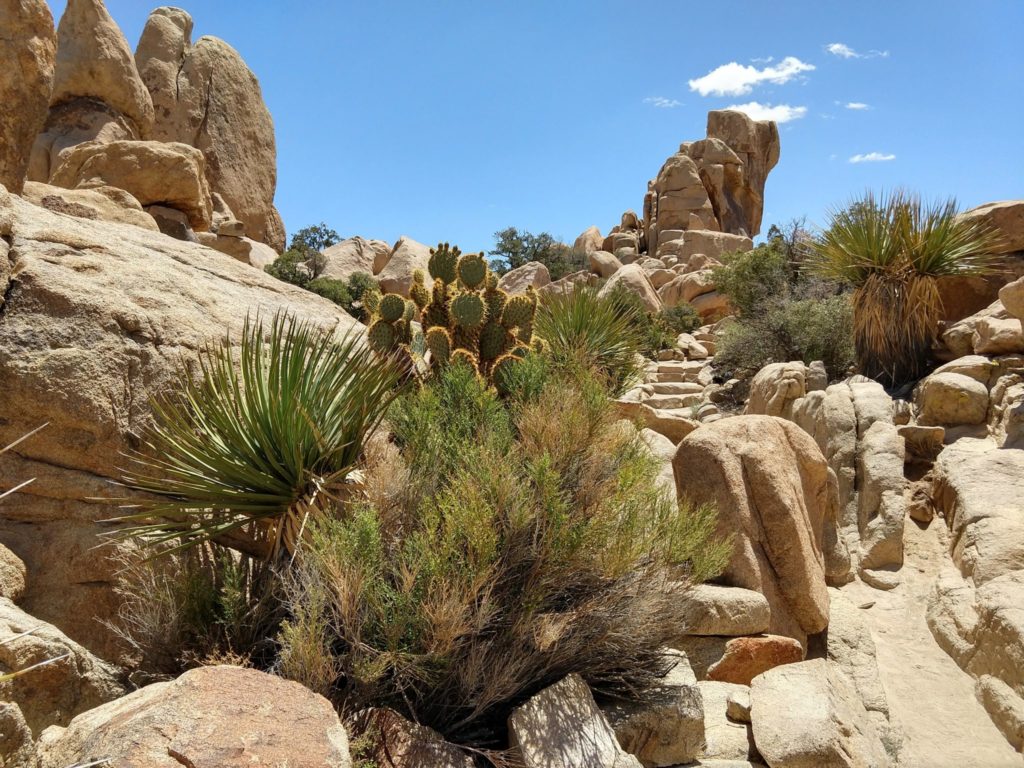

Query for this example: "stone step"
[642,393,702,410]
[649,382,705,396]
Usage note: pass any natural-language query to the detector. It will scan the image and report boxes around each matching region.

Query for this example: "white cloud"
[751,56,774,65]
[688,56,815,97]
[849,152,896,163]
[845,102,870,110]
[724,102,808,123]
[644,96,681,108]
[826,43,889,59]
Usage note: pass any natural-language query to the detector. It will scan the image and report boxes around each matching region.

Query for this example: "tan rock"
[1000,276,1024,322]
[0,0,56,194]
[974,315,1024,355]
[376,236,431,297]
[0,702,34,768]
[941,299,1011,357]
[698,681,759,761]
[22,179,158,231]
[690,290,731,321]
[750,659,890,768]
[916,371,990,426]
[498,261,551,294]
[707,635,804,686]
[648,268,676,289]
[136,13,280,249]
[361,708,473,768]
[673,416,833,642]
[590,249,623,278]
[573,225,604,253]
[677,584,771,637]
[35,665,352,767]
[539,268,599,297]
[0,545,26,601]
[603,650,706,767]
[0,192,362,659]
[509,673,642,768]
[959,200,1024,255]
[0,598,125,735]
[320,236,381,282]
[599,263,663,312]
[49,139,213,230]
[856,422,906,572]
[745,362,807,419]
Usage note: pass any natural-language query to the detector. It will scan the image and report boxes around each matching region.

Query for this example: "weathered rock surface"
[574,225,603,254]
[943,299,1024,358]
[498,261,551,294]
[927,438,1024,746]
[22,179,158,231]
[706,635,804,686]
[355,708,473,768]
[960,200,1024,255]
[750,659,890,768]
[598,263,662,312]
[49,139,213,230]
[320,236,383,282]
[0,702,35,768]
[509,673,642,768]
[603,650,705,767]
[0,0,56,194]
[698,681,759,762]
[135,9,281,249]
[0,545,26,601]
[30,0,154,180]
[916,371,990,426]
[35,665,352,767]
[745,361,807,419]
[0,598,125,736]
[376,236,431,297]
[1000,275,1024,323]
[590,249,623,278]
[0,190,361,659]
[674,416,833,643]
[677,585,771,637]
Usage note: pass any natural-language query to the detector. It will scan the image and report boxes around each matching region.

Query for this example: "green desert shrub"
[116,311,404,560]
[536,287,644,395]
[107,543,281,675]
[278,366,729,742]
[712,233,855,379]
[605,286,702,354]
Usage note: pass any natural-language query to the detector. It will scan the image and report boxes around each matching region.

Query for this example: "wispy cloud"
[845,102,870,110]
[643,96,681,109]
[724,102,808,123]
[849,152,895,163]
[751,56,774,65]
[826,43,889,59]
[688,56,815,97]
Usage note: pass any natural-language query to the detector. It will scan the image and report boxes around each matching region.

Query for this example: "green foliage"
[108,543,281,675]
[116,312,404,559]
[367,244,541,394]
[536,287,644,396]
[488,226,586,280]
[264,248,315,287]
[711,228,856,380]
[290,222,340,258]
[605,285,702,355]
[807,191,1001,387]
[279,368,729,741]
[306,277,352,307]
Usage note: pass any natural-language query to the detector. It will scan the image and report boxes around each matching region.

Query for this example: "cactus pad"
[379,293,406,322]
[457,252,487,289]
[450,292,486,329]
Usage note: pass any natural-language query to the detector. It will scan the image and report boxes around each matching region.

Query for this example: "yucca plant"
[808,191,1001,388]
[535,287,644,396]
[116,312,404,560]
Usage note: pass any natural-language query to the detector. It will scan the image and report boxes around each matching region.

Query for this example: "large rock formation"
[673,416,834,643]
[135,8,283,250]
[0,0,56,194]
[927,438,1024,750]
[30,0,154,181]
[34,665,353,767]
[0,186,362,660]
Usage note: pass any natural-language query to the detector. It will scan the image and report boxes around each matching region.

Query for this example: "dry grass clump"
[277,365,729,743]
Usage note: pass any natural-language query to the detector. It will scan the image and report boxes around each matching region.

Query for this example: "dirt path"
[840,520,1023,768]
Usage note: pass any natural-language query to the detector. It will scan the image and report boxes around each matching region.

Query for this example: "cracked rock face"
[135,9,283,250]
[0,190,361,659]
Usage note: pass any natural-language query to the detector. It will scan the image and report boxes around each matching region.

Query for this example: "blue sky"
[49,1,1024,252]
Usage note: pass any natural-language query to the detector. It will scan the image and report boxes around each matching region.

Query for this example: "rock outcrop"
[0,0,56,194]
[320,236,390,283]
[0,187,362,660]
[21,179,159,231]
[376,236,432,297]
[30,0,154,181]
[673,416,833,643]
[498,261,551,295]
[135,8,282,250]
[34,665,353,767]
[0,598,125,736]
[927,438,1024,750]
[750,659,891,768]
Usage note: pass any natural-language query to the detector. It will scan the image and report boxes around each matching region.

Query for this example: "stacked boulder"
[5,0,284,259]
[566,109,778,322]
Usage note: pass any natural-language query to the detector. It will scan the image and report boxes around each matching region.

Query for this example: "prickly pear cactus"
[366,242,545,392]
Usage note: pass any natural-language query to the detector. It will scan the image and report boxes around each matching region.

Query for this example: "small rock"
[0,545,26,601]
[677,584,771,637]
[726,688,751,723]
[707,635,804,686]
[860,568,901,591]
